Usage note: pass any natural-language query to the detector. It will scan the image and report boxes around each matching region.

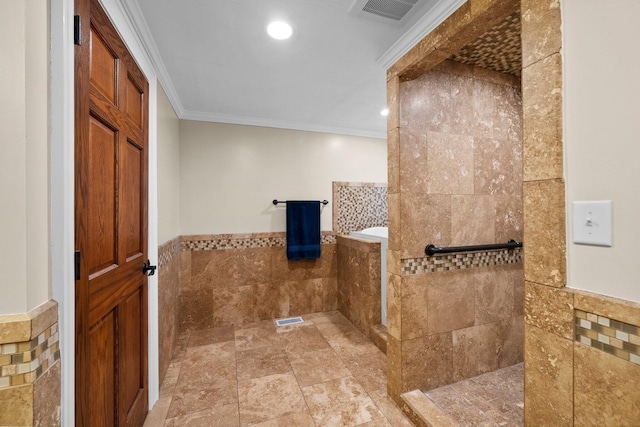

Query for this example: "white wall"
[563,0,640,302]
[0,0,50,314]
[157,83,181,244]
[179,121,387,234]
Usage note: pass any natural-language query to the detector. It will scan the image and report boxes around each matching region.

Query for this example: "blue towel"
[286,201,321,260]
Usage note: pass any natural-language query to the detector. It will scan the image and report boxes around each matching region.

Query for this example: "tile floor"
[424,363,524,426]
[143,311,414,426]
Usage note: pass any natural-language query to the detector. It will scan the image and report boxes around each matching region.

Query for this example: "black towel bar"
[273,199,329,205]
[425,240,522,256]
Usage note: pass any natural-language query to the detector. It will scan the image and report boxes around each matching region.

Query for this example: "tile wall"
[0,300,60,426]
[336,236,382,339]
[179,233,337,331]
[387,58,524,398]
[158,237,182,383]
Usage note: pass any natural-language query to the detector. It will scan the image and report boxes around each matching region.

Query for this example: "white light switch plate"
[572,201,612,247]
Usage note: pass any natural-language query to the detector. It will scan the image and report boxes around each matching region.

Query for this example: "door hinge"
[74,251,81,280]
[74,15,81,45]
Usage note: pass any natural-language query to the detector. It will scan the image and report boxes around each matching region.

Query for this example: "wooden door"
[74,0,149,425]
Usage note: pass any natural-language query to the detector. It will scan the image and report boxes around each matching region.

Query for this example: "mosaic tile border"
[0,323,60,389]
[182,233,336,251]
[401,247,522,275]
[158,236,181,268]
[332,182,388,235]
[575,309,640,365]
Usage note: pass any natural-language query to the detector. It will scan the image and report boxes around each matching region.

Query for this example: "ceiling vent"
[349,0,422,24]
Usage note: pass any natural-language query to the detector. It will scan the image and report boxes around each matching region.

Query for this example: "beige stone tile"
[288,347,350,387]
[164,404,239,427]
[474,267,515,325]
[287,278,324,316]
[143,397,171,427]
[524,324,573,426]
[427,132,474,195]
[522,53,563,181]
[521,0,562,68]
[180,249,191,290]
[387,75,399,130]
[402,333,453,391]
[574,289,640,328]
[322,276,338,312]
[400,70,452,134]
[271,244,336,282]
[401,389,458,427]
[167,342,237,419]
[369,389,414,427]
[400,275,429,340]
[498,316,524,369]
[452,322,500,382]
[237,373,307,427]
[180,289,214,332]
[574,343,640,426]
[388,127,400,194]
[399,127,428,195]
[33,360,60,427]
[342,349,387,394]
[474,137,522,196]
[451,195,496,246]
[253,282,289,321]
[0,383,33,426]
[386,273,402,340]
[278,324,330,355]
[0,313,31,345]
[524,281,574,339]
[302,376,383,426]
[452,74,496,139]
[386,334,402,402]
[248,412,315,427]
[236,345,291,382]
[159,361,181,399]
[326,328,380,360]
[187,325,235,348]
[212,285,254,327]
[493,82,523,142]
[29,300,58,340]
[401,193,451,259]
[234,324,282,352]
[523,179,566,287]
[427,270,475,335]
[494,194,523,244]
[190,247,272,289]
[387,194,401,252]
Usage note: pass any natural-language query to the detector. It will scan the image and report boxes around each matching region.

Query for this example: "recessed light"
[267,21,292,40]
[380,108,389,116]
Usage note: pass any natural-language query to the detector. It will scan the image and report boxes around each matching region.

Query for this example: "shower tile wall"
[388,60,524,396]
[179,233,337,331]
[332,182,388,235]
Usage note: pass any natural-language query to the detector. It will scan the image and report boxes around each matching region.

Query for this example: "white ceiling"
[126,0,465,138]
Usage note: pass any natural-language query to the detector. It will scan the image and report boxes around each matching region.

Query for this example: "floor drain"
[275,317,304,326]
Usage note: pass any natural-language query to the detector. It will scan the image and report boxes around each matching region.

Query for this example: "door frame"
[51,0,159,424]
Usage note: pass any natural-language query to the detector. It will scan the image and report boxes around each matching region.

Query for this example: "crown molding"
[377,0,466,70]
[180,110,387,139]
[118,0,185,116]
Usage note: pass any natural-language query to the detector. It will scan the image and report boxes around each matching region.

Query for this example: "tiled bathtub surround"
[332,182,388,235]
[575,309,640,365]
[180,233,337,331]
[401,247,522,275]
[0,300,61,426]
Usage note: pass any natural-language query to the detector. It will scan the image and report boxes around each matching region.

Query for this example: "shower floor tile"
[144,311,414,427]
[424,363,524,427]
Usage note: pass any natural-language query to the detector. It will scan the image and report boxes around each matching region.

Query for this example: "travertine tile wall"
[179,233,337,330]
[158,237,181,384]
[0,300,60,426]
[387,58,524,396]
[336,236,382,338]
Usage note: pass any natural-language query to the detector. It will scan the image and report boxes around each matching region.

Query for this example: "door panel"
[75,0,149,425]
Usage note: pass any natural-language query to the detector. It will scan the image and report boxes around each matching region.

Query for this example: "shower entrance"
[385,0,527,424]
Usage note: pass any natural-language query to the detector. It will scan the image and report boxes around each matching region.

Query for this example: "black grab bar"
[425,240,522,256]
